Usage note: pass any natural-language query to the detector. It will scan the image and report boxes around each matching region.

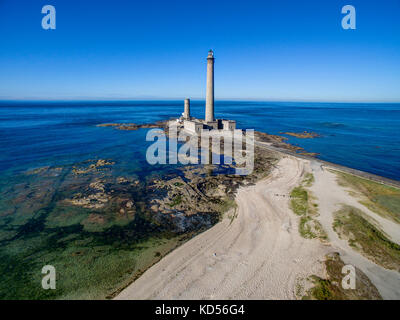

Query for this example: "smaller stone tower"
[183,99,190,120]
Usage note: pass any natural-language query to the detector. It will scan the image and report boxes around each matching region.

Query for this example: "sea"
[0,100,399,299]
[0,100,399,180]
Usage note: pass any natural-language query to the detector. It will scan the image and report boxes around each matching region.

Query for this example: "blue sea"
[0,100,400,299]
[0,100,399,181]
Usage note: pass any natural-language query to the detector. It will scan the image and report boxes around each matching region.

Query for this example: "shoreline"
[99,120,400,187]
[1,119,398,299]
[255,139,400,189]
[116,156,327,299]
[115,136,400,300]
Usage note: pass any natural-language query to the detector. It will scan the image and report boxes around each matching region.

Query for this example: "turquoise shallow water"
[0,100,399,181]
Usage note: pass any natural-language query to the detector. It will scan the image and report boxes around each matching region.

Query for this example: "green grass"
[305,276,333,300]
[290,186,308,216]
[333,170,400,224]
[302,253,382,300]
[333,205,400,271]
[299,216,316,239]
[375,194,400,217]
[289,173,327,241]
[298,216,327,240]
[303,173,315,187]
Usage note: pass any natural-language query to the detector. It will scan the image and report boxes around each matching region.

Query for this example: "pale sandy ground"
[116,155,400,300]
[116,157,329,299]
[309,161,400,299]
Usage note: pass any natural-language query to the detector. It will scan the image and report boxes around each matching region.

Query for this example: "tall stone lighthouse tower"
[205,50,215,122]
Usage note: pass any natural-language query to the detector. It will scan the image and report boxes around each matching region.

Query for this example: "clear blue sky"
[0,0,399,102]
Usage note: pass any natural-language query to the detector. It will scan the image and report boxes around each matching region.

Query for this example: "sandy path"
[116,157,328,299]
[309,161,400,299]
[116,155,400,300]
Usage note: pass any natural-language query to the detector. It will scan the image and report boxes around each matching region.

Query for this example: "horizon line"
[1,97,400,104]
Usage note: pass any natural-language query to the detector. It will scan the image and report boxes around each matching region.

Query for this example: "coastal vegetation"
[333,205,400,271]
[290,186,309,216]
[290,173,327,240]
[301,252,382,300]
[333,170,400,224]
[302,172,315,187]
[4,116,396,299]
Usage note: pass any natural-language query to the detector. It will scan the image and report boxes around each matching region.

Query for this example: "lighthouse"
[182,50,236,134]
[205,50,215,122]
